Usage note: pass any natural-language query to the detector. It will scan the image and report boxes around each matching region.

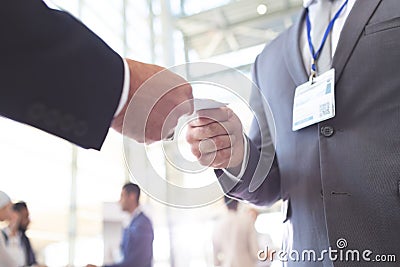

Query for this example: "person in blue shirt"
[87,183,154,267]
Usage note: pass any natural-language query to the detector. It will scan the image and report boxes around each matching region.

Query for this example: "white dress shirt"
[224,0,357,180]
[301,0,357,75]
[4,228,25,267]
[114,58,130,117]
[0,228,23,267]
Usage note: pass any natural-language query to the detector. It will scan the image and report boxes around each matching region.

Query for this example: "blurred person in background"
[212,197,259,267]
[247,208,273,267]
[0,191,19,267]
[12,201,46,267]
[87,183,154,267]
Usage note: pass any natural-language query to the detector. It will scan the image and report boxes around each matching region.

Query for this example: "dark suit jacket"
[218,1,400,266]
[105,212,154,267]
[0,0,124,150]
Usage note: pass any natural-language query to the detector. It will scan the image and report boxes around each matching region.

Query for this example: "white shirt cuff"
[114,58,130,117]
[222,133,249,182]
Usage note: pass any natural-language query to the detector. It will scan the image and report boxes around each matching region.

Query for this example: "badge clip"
[309,58,317,84]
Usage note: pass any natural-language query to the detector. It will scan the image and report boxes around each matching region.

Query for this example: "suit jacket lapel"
[284,10,308,86]
[21,234,35,265]
[332,0,383,83]
[284,1,383,85]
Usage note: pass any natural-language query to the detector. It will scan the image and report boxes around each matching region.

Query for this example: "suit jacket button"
[320,126,334,137]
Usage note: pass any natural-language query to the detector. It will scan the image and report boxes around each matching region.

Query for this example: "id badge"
[292,69,335,131]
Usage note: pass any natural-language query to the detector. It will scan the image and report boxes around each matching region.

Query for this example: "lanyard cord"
[306,0,349,76]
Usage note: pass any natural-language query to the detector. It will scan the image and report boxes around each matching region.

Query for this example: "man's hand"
[112,59,193,143]
[186,107,244,169]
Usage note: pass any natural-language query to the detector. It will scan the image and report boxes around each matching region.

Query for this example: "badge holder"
[292,0,348,131]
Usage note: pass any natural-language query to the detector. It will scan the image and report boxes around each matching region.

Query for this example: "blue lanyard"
[306,0,349,75]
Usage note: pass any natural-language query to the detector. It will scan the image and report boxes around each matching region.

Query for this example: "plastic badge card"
[193,98,227,112]
[292,68,336,131]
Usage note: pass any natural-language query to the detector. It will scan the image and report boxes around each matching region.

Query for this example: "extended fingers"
[199,135,235,154]
[189,135,236,158]
[198,147,234,168]
[186,107,244,168]
[187,120,236,141]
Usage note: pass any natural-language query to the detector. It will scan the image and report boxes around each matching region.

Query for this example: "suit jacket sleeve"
[0,0,125,150]
[215,55,281,207]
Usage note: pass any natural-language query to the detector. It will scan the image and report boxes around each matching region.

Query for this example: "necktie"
[311,0,333,74]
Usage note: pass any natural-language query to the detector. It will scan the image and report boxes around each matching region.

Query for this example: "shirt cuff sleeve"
[222,133,249,182]
[113,58,130,117]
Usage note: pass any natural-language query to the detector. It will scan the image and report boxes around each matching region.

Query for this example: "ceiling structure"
[176,0,303,59]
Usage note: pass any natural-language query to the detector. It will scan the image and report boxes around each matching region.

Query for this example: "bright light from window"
[257,4,268,15]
